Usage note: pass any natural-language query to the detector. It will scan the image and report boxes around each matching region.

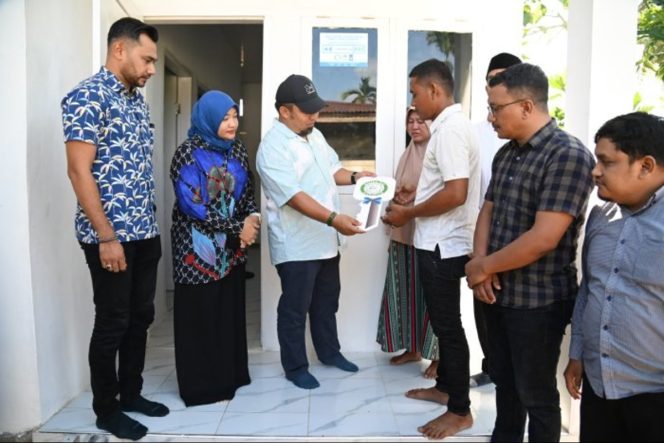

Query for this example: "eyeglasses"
[487,98,529,116]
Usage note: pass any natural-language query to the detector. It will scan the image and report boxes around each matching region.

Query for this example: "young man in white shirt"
[383,58,480,440]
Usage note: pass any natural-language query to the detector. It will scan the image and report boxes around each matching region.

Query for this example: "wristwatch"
[350,171,358,185]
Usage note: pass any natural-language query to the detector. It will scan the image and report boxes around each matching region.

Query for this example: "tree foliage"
[523,0,568,38]
[425,32,455,58]
[637,0,664,81]
[340,77,377,104]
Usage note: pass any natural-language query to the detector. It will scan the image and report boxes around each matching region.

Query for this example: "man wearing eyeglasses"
[465,63,595,442]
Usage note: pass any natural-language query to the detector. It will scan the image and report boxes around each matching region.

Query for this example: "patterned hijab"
[188,90,238,152]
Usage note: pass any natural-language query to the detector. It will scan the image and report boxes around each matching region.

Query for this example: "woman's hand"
[240,214,261,248]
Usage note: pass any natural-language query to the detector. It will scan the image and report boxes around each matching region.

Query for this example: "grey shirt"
[570,186,664,399]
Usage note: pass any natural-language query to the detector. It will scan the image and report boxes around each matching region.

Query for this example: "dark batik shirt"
[170,135,257,285]
[485,119,595,308]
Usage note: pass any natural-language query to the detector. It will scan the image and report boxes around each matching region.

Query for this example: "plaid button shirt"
[486,120,595,308]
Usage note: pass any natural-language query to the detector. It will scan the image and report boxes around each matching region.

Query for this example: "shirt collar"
[520,118,557,150]
[99,66,135,96]
[272,118,306,140]
[430,103,462,133]
[626,183,664,215]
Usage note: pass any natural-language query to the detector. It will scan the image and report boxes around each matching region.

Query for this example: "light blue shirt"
[257,119,342,265]
[570,186,664,399]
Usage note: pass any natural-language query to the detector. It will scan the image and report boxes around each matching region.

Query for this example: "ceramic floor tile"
[378,358,433,381]
[382,372,436,395]
[217,412,308,436]
[143,374,172,394]
[248,350,280,364]
[309,355,382,380]
[393,410,442,437]
[309,377,390,415]
[126,409,222,435]
[308,411,400,437]
[138,391,228,413]
[387,392,443,415]
[225,378,310,414]
[64,390,93,409]
[146,334,175,348]
[40,407,98,433]
[249,361,284,379]
[143,347,176,376]
[152,372,179,394]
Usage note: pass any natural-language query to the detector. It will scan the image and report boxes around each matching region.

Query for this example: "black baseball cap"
[275,74,327,114]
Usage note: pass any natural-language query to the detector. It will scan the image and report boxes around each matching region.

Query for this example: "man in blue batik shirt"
[61,17,168,441]
[565,112,664,442]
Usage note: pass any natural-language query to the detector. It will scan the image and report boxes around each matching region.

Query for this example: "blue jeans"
[80,237,161,418]
[416,249,471,416]
[275,255,342,377]
[484,300,574,442]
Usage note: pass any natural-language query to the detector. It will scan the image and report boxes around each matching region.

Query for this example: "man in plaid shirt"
[465,63,595,442]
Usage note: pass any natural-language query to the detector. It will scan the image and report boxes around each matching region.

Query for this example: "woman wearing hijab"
[377,107,439,377]
[170,90,260,406]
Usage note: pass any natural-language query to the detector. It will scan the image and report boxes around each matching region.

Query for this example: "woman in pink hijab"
[376,107,438,377]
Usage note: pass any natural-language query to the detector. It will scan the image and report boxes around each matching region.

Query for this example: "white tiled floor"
[36,245,497,441]
[37,315,496,441]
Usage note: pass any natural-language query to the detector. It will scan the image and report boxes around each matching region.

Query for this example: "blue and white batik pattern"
[61,67,159,243]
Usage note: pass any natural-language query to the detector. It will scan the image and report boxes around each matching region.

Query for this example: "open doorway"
[156,22,264,349]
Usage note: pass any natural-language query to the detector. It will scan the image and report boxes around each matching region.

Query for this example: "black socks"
[96,397,168,440]
[96,410,147,441]
[120,395,170,417]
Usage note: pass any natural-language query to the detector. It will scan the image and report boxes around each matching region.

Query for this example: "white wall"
[566,0,640,147]
[0,0,42,434]
[563,0,640,434]
[24,0,98,421]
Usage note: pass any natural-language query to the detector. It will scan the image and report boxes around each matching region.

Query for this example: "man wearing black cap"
[256,74,374,389]
[470,52,522,389]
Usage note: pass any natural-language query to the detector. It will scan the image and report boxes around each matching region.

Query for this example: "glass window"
[312,27,378,172]
[407,31,472,107]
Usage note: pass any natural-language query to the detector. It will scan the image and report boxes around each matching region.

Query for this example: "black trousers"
[416,249,471,416]
[473,298,490,374]
[80,237,161,418]
[484,300,573,442]
[580,373,664,442]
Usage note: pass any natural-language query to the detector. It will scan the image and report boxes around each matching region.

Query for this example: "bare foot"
[423,360,438,379]
[418,410,473,440]
[390,351,422,365]
[405,386,448,405]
